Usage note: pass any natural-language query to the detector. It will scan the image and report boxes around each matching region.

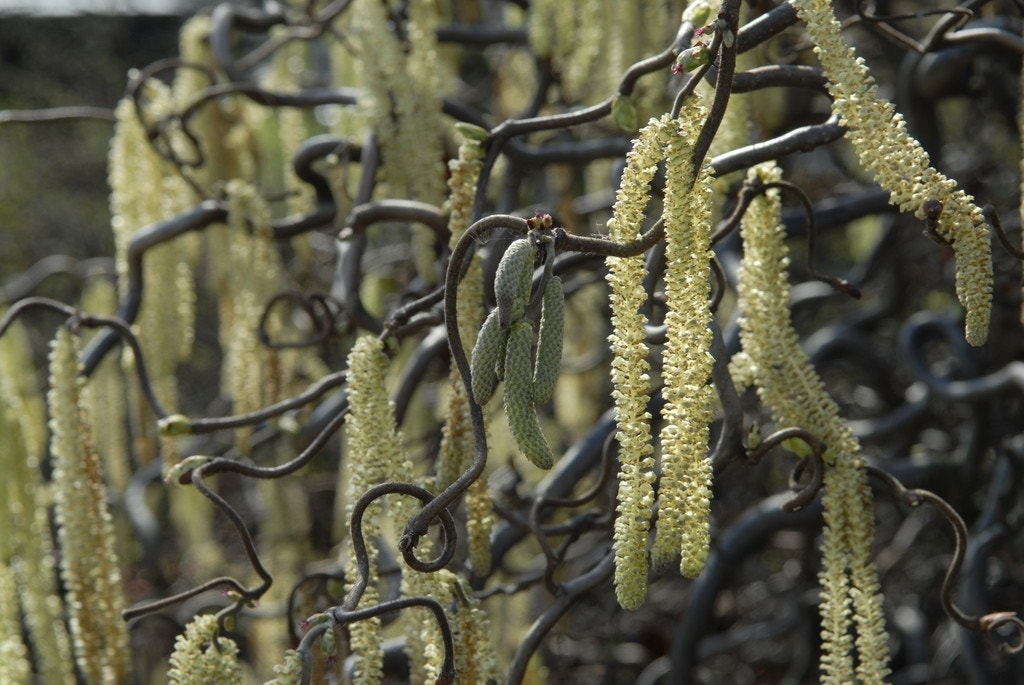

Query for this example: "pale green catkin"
[532,275,564,403]
[503,321,554,469]
[166,614,242,685]
[494,238,536,328]
[0,562,30,684]
[48,327,130,684]
[470,308,510,405]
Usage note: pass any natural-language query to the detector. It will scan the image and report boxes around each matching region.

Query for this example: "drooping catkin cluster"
[47,326,130,685]
[166,614,243,685]
[792,0,992,346]
[341,335,502,685]
[649,106,717,579]
[734,163,890,684]
[470,236,565,470]
[604,107,719,608]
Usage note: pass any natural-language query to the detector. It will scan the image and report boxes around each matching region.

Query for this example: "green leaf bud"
[454,121,490,143]
[320,628,336,657]
[673,44,709,74]
[782,436,814,459]
[302,612,331,631]
[162,455,211,485]
[683,0,713,26]
[612,95,639,133]
[158,413,193,436]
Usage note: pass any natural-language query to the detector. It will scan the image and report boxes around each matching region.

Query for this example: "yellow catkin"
[792,0,992,345]
[173,14,258,188]
[109,90,193,413]
[0,562,30,684]
[220,180,285,452]
[0,321,75,685]
[339,342,470,685]
[167,614,243,685]
[437,132,494,574]
[48,327,130,685]
[164,15,210,351]
[266,649,304,685]
[450,574,503,684]
[174,16,264,391]
[402,570,454,685]
[605,117,665,610]
[736,163,891,684]
[342,336,407,685]
[649,106,717,579]
[352,0,447,284]
[80,278,131,492]
[405,0,449,206]
[527,0,557,58]
[267,35,315,217]
[387,461,447,685]
[438,134,487,490]
[561,0,604,103]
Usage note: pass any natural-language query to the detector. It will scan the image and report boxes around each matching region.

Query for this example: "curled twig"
[866,465,1024,652]
[258,290,340,349]
[744,426,828,511]
[507,551,615,685]
[330,595,456,684]
[0,297,170,419]
[983,205,1024,260]
[764,180,861,298]
[347,482,456,610]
